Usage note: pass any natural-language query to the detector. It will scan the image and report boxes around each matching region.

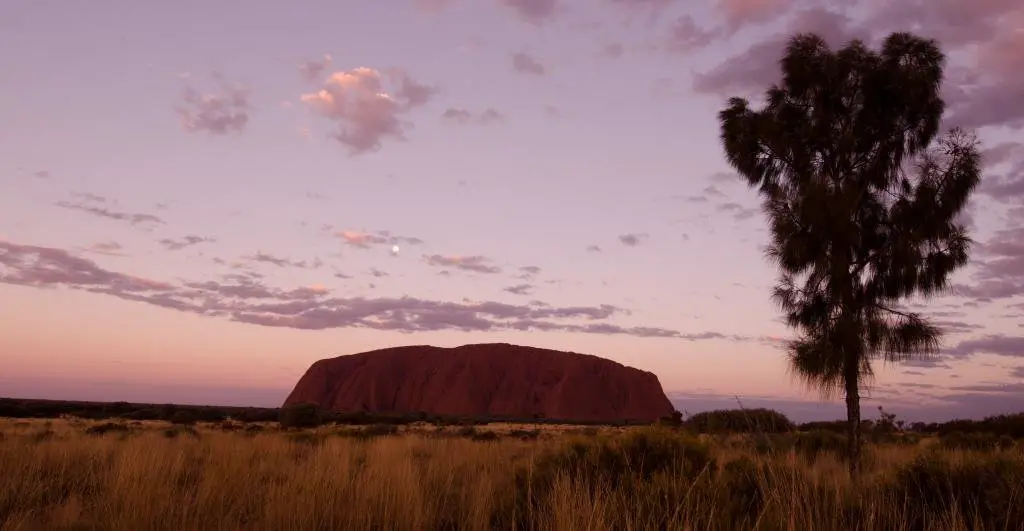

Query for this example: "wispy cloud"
[158,235,215,251]
[511,52,546,76]
[55,197,164,228]
[504,283,534,296]
[175,73,251,135]
[82,241,125,257]
[618,233,648,247]
[441,107,505,125]
[0,239,744,339]
[423,254,502,274]
[336,229,424,249]
[297,53,332,83]
[244,252,322,269]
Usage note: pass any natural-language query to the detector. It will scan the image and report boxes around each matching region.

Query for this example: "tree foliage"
[717,32,981,477]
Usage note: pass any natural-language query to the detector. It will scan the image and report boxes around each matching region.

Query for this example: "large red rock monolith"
[283,343,674,423]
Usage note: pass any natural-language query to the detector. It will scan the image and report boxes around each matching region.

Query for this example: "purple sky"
[1,0,1022,422]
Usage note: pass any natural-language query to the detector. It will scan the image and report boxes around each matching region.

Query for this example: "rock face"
[283,343,675,422]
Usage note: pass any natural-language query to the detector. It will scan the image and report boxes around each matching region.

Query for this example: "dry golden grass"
[1,418,1022,530]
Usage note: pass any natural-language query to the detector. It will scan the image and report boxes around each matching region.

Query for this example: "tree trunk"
[845,373,862,482]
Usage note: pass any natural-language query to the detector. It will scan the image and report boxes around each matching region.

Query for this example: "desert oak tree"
[717,32,981,478]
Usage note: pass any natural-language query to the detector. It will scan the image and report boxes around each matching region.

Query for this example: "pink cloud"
[300,67,436,154]
[336,229,424,248]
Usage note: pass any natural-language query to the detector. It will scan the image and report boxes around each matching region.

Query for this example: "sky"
[1,0,1022,422]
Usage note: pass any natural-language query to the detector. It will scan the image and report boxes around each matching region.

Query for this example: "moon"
[391,245,400,256]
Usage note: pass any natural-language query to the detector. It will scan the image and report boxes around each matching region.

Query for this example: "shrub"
[163,426,199,439]
[887,454,1024,530]
[508,428,541,440]
[537,427,714,486]
[939,431,1014,452]
[287,431,327,446]
[279,402,322,429]
[657,410,684,427]
[684,408,794,434]
[85,422,130,436]
[794,430,848,462]
[169,410,198,426]
[361,424,399,438]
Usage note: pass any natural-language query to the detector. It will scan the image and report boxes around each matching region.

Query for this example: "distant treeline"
[674,408,1024,439]
[0,398,649,427]
[3,398,1023,438]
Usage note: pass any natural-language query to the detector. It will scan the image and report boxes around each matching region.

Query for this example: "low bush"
[278,402,322,429]
[886,454,1024,530]
[939,431,1016,452]
[84,422,130,436]
[684,408,794,434]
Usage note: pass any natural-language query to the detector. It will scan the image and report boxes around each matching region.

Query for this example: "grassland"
[2,416,1023,530]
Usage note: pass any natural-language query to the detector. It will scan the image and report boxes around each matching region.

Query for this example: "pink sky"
[1,0,1022,421]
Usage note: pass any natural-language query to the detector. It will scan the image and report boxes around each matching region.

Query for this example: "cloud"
[297,54,332,83]
[504,283,534,296]
[336,229,424,249]
[0,239,724,338]
[704,185,726,198]
[33,170,51,179]
[717,202,759,221]
[951,224,1024,301]
[717,0,793,30]
[517,265,542,278]
[0,241,172,293]
[945,335,1024,359]
[693,1,1024,130]
[587,244,602,252]
[72,192,106,203]
[158,235,215,251]
[244,252,322,269]
[692,8,863,96]
[441,107,505,125]
[864,0,1024,131]
[368,268,389,278]
[423,254,502,274]
[1011,366,1024,378]
[501,0,558,25]
[948,382,1024,394]
[55,198,164,228]
[664,16,720,53]
[175,75,251,135]
[978,144,1024,201]
[300,67,436,154]
[83,241,125,257]
[511,53,547,76]
[618,233,649,246]
[931,319,985,335]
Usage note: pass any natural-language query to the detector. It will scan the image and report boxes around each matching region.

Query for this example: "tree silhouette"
[717,32,981,479]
